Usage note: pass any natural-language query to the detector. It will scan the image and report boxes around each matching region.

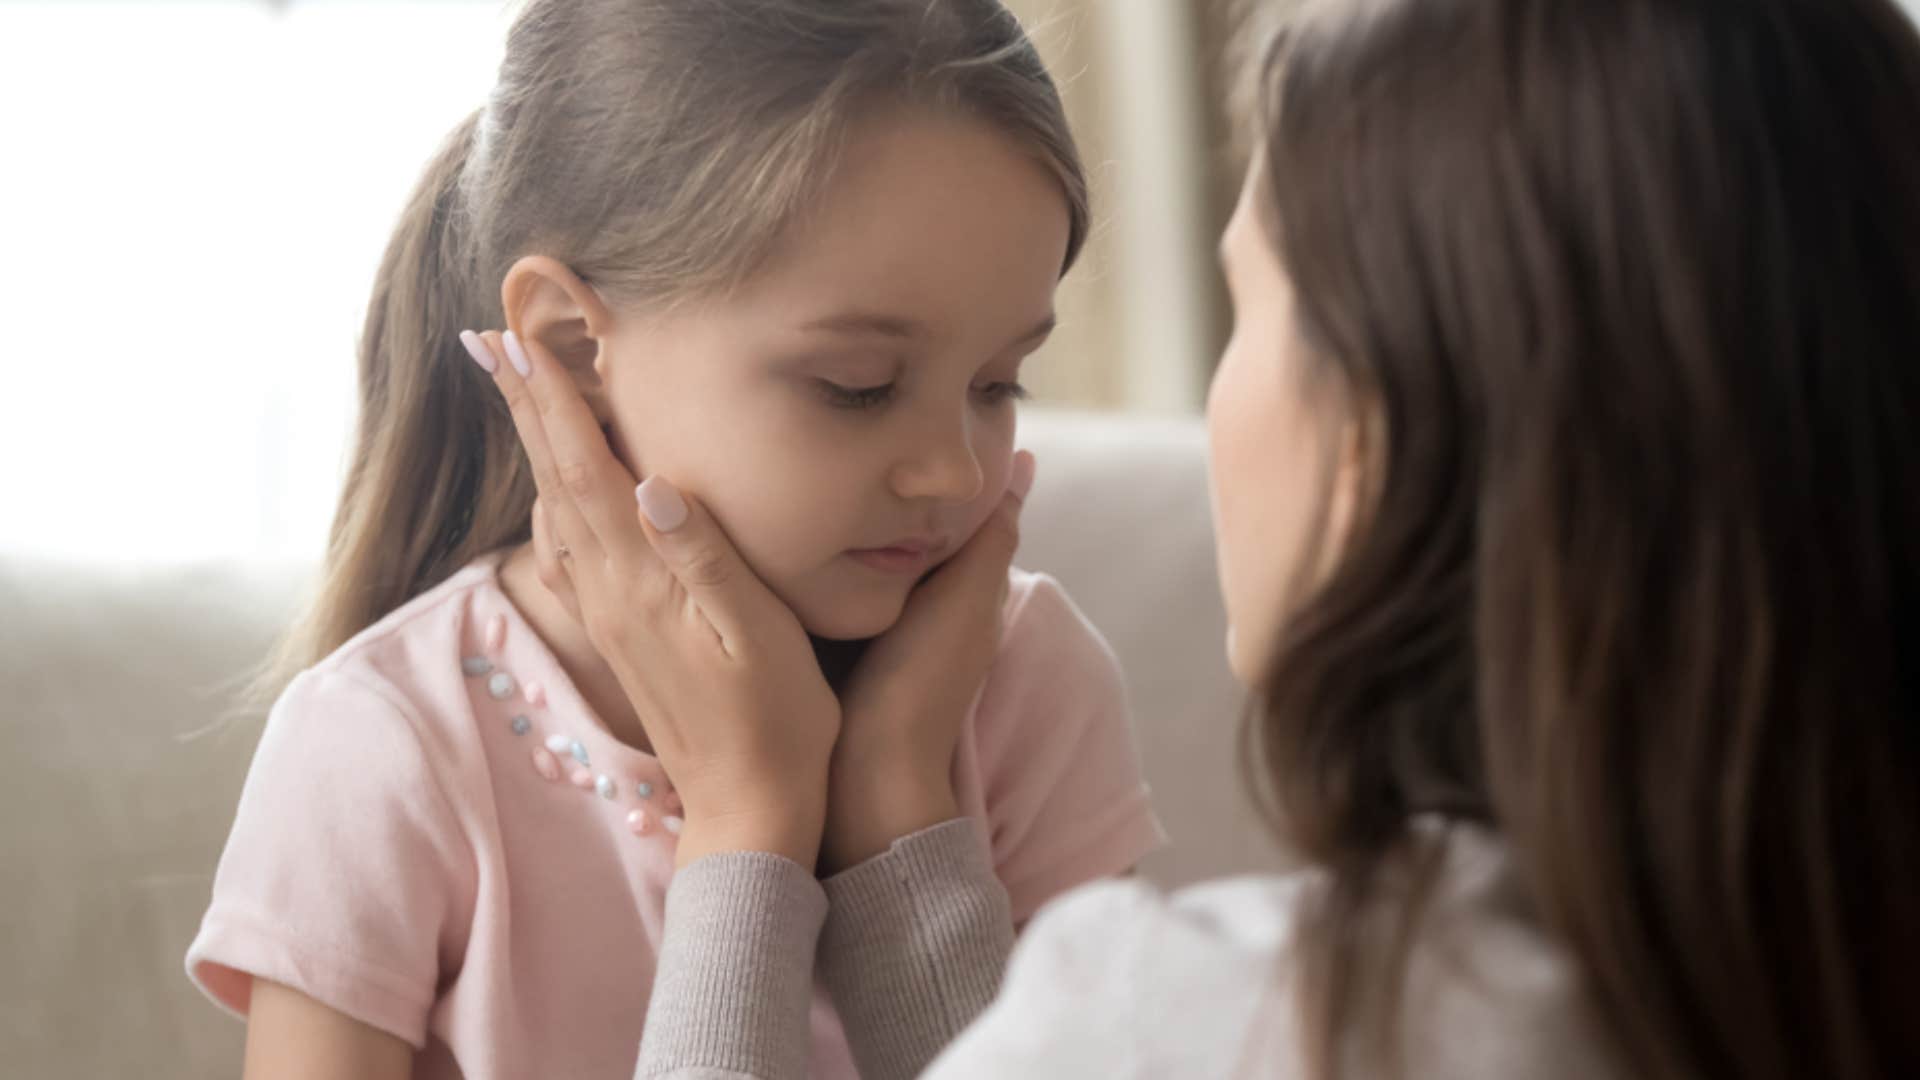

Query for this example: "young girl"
[184,2,1164,1077]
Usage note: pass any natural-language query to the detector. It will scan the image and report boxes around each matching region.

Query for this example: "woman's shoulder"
[936,824,1624,1079]
[1019,871,1315,994]
[929,870,1316,1078]
[1031,870,1311,958]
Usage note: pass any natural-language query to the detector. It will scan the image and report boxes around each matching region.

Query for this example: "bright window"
[1,2,506,563]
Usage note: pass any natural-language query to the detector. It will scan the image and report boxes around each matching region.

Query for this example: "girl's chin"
[793,586,910,642]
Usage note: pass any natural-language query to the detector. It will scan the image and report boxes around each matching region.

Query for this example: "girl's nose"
[889,413,985,504]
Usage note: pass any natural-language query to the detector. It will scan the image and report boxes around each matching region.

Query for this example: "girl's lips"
[846,543,942,574]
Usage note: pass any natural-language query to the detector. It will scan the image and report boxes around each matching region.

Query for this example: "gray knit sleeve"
[820,818,1016,1080]
[635,851,829,1080]
[635,820,1013,1080]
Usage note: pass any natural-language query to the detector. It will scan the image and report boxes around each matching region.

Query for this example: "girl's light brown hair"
[257,0,1088,702]
[1240,0,1920,1077]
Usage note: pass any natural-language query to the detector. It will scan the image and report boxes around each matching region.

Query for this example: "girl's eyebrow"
[798,311,1057,352]
[800,312,926,341]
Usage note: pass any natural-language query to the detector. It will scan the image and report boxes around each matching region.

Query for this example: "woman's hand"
[821,452,1035,873]
[461,329,841,869]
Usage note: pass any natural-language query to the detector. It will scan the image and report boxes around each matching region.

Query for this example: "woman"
[476,0,1920,1076]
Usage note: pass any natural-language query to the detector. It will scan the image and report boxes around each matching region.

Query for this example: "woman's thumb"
[980,449,1036,557]
[1009,448,1037,505]
[937,450,1036,591]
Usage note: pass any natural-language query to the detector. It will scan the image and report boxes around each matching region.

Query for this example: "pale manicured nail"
[636,476,689,532]
[1010,450,1037,501]
[458,330,496,374]
[502,330,532,377]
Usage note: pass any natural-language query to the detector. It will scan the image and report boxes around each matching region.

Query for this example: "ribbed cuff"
[637,851,829,1080]
[820,818,1015,1080]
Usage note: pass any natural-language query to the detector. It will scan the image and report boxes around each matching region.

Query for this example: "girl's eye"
[814,379,1028,410]
[974,381,1031,405]
[817,380,896,410]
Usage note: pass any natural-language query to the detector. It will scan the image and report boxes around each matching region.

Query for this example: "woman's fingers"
[472,328,646,566]
[460,332,837,870]
[918,449,1034,611]
[531,498,583,622]
[635,476,786,652]
[465,329,598,564]
[500,330,641,543]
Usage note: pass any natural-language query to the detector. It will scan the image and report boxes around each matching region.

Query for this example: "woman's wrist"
[821,754,960,875]
[674,774,830,869]
[676,807,826,870]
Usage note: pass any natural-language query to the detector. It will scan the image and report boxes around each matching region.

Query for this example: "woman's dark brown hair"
[1241,0,1920,1077]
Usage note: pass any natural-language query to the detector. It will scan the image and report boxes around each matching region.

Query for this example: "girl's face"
[1207,163,1357,686]
[599,109,1070,640]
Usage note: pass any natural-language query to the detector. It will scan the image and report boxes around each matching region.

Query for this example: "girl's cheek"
[606,424,643,477]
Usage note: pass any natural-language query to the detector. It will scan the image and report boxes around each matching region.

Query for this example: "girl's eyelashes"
[813,378,1030,411]
[976,380,1031,405]
[817,380,897,410]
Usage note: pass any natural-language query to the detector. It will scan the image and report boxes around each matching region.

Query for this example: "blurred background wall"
[4,0,1918,566]
[0,0,1250,567]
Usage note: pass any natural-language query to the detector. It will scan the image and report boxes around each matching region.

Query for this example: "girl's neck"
[810,635,870,694]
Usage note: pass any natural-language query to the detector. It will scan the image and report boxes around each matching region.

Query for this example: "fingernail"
[503,330,532,377]
[459,330,496,374]
[1010,450,1037,501]
[637,476,689,532]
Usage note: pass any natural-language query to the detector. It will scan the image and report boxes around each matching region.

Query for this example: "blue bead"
[636,782,654,800]
[509,716,531,736]
[461,656,493,677]
[569,740,590,766]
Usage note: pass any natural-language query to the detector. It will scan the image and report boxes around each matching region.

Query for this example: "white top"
[925,821,1626,1079]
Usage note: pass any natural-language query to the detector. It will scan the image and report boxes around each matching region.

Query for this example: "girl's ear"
[500,255,617,415]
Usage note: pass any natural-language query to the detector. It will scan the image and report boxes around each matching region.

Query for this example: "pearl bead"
[663,815,684,836]
[545,734,571,754]
[626,809,653,836]
[487,672,515,700]
[595,774,617,800]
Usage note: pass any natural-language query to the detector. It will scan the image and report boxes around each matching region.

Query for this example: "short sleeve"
[185,667,474,1048]
[973,573,1167,923]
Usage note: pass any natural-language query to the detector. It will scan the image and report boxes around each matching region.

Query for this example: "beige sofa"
[1,409,1286,1077]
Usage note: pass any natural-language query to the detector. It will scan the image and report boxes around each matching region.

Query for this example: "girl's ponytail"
[256,109,533,702]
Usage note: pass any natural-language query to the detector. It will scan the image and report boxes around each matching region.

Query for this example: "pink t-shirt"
[186,553,1165,1078]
